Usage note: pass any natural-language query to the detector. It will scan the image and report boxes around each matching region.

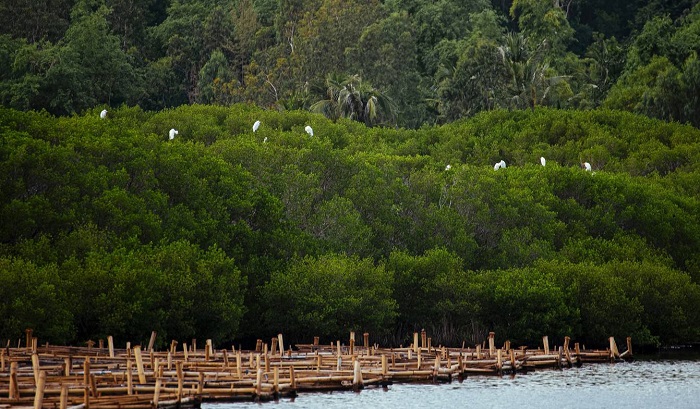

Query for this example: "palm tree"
[498,32,570,109]
[310,74,397,126]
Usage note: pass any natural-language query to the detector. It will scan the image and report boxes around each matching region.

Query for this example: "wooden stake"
[153,378,161,407]
[25,329,32,351]
[363,333,369,349]
[274,366,279,393]
[543,336,550,355]
[289,366,296,390]
[10,361,19,399]
[133,345,146,384]
[126,359,133,395]
[183,342,188,362]
[147,331,157,352]
[33,370,46,409]
[352,360,363,389]
[176,362,183,402]
[108,336,114,358]
[32,353,40,384]
[59,385,68,409]
[236,351,242,379]
[83,358,90,409]
[255,368,262,396]
[489,332,495,356]
[421,329,427,349]
[413,332,419,353]
[381,355,388,376]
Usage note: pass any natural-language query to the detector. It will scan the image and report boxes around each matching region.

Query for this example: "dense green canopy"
[1,105,698,348]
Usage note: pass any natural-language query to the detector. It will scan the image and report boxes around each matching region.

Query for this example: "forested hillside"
[1,105,699,348]
[1,0,700,128]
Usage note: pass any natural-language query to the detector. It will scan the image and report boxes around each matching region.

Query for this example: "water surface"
[204,358,700,409]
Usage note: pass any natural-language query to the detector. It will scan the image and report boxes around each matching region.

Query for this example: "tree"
[310,74,397,126]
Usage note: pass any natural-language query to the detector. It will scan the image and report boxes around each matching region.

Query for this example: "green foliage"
[1,95,700,349]
[262,254,397,342]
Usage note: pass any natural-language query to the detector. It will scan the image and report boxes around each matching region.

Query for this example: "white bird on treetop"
[169,128,178,140]
[263,137,268,143]
[540,157,546,166]
[305,125,313,136]
[494,162,502,171]
[253,120,260,132]
[499,160,506,169]
[583,162,592,171]
[100,109,107,119]
[445,164,451,171]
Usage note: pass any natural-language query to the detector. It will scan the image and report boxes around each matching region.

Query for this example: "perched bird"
[494,162,502,171]
[540,157,546,166]
[169,128,178,140]
[100,109,107,119]
[263,137,268,143]
[583,162,592,172]
[253,120,260,132]
[499,160,506,169]
[305,125,313,136]
[445,164,451,171]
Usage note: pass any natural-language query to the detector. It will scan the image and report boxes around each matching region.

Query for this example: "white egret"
[445,164,451,171]
[494,162,501,171]
[253,120,260,132]
[305,125,313,136]
[169,128,178,140]
[263,137,268,143]
[499,160,506,169]
[584,162,592,172]
[540,157,546,166]
[100,109,107,119]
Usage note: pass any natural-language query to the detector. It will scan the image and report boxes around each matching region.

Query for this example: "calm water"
[204,357,700,409]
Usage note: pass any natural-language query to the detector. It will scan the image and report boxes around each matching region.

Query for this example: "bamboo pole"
[183,343,188,362]
[126,359,133,395]
[147,332,157,353]
[277,333,284,357]
[33,371,46,409]
[108,336,114,358]
[9,361,19,399]
[133,346,146,385]
[153,378,161,407]
[32,353,40,384]
[543,336,550,355]
[488,332,495,356]
[59,385,68,409]
[381,355,387,376]
[83,359,90,409]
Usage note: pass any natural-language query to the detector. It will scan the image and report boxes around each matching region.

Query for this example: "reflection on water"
[204,358,700,409]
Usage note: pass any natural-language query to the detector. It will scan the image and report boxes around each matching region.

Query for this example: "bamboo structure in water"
[0,330,633,408]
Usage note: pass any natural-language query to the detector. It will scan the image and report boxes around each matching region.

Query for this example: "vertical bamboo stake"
[223,349,229,367]
[10,361,19,399]
[133,346,146,384]
[148,331,157,352]
[107,336,114,358]
[413,332,419,353]
[273,366,279,394]
[170,340,178,355]
[421,329,427,349]
[488,332,495,356]
[476,344,481,359]
[205,340,211,362]
[197,372,204,395]
[496,349,503,375]
[289,366,296,390]
[153,378,161,407]
[336,356,342,371]
[83,358,90,409]
[183,343,188,362]
[192,339,197,354]
[265,352,270,373]
[59,385,68,409]
[126,342,131,359]
[543,336,550,355]
[99,339,104,349]
[626,337,633,357]
[270,337,278,355]
[277,333,284,358]
[32,353,40,384]
[33,370,46,409]
[167,352,172,371]
[363,333,369,349]
[255,368,262,396]
[176,362,183,402]
[0,349,4,372]
[433,354,440,379]
[32,338,38,353]
[381,355,387,376]
[336,340,341,357]
[352,360,363,389]
[417,349,422,369]
[89,374,97,398]
[510,349,516,372]
[236,351,242,379]
[316,353,321,372]
[64,357,71,376]
[25,329,32,351]
[349,339,355,356]
[126,360,133,395]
